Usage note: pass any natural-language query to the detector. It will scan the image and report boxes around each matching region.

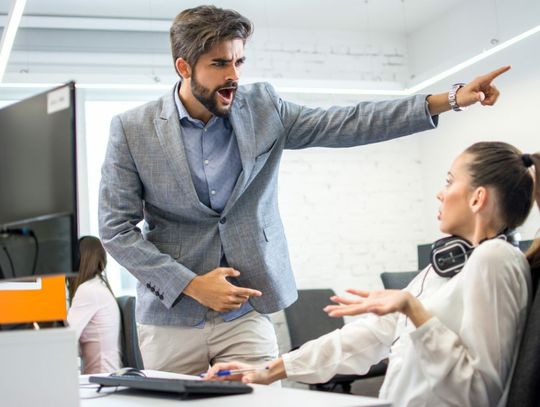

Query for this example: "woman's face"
[436,152,476,237]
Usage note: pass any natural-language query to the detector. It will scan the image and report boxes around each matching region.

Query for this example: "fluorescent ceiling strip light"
[77,83,171,90]
[0,0,26,83]
[274,87,408,96]
[406,24,540,94]
[0,23,539,95]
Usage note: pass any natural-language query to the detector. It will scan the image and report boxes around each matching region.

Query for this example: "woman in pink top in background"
[67,236,121,374]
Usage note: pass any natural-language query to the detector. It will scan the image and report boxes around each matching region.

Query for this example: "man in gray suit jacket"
[99,5,509,374]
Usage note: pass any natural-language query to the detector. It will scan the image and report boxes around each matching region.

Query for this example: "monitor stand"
[0,327,79,407]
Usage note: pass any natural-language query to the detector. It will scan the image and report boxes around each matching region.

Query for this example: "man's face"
[190,38,245,117]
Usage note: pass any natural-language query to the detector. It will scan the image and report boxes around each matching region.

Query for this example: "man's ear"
[175,58,192,79]
[469,186,488,213]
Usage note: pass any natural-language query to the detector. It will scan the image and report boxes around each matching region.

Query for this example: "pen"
[200,366,269,378]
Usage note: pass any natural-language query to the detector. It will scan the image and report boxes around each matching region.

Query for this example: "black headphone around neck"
[430,229,519,278]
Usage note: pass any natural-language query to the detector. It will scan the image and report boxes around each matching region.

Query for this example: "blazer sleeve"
[98,115,196,309]
[261,83,438,150]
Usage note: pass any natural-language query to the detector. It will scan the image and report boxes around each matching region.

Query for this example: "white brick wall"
[279,140,425,294]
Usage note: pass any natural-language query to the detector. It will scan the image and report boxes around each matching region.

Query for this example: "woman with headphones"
[67,235,121,374]
[206,141,540,407]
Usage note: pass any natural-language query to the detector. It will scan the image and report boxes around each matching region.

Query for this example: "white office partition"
[0,328,79,407]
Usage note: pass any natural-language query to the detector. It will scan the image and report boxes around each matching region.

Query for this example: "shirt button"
[204,128,207,132]
[204,159,209,165]
[220,217,227,224]
[211,190,216,195]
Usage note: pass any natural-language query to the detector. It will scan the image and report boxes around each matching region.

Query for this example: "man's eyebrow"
[211,58,231,63]
[210,56,246,63]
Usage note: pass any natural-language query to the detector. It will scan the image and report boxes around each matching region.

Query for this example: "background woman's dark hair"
[464,141,540,285]
[68,236,113,303]
[169,5,253,69]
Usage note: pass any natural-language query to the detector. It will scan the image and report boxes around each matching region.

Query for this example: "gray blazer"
[98,82,436,326]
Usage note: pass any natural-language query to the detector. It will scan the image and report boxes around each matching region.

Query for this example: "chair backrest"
[116,295,144,369]
[283,289,343,350]
[380,271,419,290]
[505,276,540,407]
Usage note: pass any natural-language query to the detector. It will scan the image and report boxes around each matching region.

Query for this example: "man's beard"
[191,73,237,118]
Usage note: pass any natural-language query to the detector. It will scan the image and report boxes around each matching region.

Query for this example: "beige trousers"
[137,310,279,375]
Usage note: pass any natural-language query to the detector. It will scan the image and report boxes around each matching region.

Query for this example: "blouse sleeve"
[67,282,99,339]
[282,312,399,383]
[409,241,530,406]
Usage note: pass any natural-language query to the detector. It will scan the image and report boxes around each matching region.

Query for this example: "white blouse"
[282,239,531,407]
[67,275,121,374]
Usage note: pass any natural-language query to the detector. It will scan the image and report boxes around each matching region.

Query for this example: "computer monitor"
[0,82,78,280]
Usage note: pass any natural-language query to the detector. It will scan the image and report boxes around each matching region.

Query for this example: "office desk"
[80,371,391,407]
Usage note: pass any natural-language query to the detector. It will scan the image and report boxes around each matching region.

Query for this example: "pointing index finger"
[481,65,511,83]
[234,287,262,297]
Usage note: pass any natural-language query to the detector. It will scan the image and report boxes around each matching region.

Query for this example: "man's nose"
[226,64,240,82]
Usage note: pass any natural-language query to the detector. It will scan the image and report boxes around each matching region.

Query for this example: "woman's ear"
[469,186,488,213]
[175,58,192,79]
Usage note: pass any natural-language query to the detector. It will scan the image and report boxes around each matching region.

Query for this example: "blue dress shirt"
[174,84,253,326]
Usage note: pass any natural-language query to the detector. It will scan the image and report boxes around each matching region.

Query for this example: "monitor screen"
[0,83,78,279]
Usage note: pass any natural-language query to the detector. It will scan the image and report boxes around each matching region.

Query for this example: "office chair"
[380,271,419,290]
[283,289,387,394]
[116,295,145,369]
[505,273,540,407]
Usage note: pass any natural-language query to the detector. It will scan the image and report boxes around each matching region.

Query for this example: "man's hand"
[456,65,510,108]
[427,65,510,115]
[183,267,262,312]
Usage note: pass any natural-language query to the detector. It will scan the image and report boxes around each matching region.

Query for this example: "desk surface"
[80,371,391,407]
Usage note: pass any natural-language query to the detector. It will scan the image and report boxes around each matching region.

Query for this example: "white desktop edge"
[80,370,391,407]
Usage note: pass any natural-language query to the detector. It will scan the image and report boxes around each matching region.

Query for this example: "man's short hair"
[170,5,253,69]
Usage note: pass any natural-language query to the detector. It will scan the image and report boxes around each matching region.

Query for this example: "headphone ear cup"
[431,236,474,278]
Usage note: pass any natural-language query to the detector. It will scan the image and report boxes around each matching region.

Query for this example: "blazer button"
[150,286,155,292]
[159,294,164,300]
[146,283,151,288]
[219,217,227,224]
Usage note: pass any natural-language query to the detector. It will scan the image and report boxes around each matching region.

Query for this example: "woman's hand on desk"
[324,289,432,327]
[204,359,286,385]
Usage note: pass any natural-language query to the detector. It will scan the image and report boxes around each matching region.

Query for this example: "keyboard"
[88,375,253,398]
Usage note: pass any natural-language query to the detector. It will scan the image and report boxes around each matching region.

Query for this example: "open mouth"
[217,87,236,103]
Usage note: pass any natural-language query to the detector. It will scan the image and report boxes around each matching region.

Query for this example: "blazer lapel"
[154,91,217,216]
[224,93,256,214]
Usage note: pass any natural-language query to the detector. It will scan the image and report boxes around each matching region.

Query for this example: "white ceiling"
[0,0,467,33]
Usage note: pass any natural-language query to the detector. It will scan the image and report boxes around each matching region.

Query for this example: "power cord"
[1,244,15,279]
[0,228,39,277]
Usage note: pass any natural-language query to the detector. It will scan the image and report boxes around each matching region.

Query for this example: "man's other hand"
[183,267,262,312]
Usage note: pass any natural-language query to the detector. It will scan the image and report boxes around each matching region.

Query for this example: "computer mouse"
[109,367,147,377]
